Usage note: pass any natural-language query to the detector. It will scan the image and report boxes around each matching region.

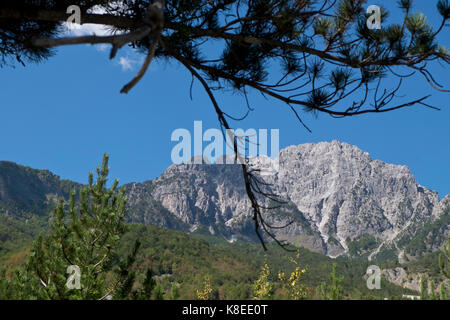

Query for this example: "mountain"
[125,141,449,261]
[0,141,448,262]
[0,161,80,218]
[0,162,81,257]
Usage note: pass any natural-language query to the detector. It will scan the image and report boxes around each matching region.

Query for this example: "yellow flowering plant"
[278,252,307,300]
[252,262,273,300]
[196,276,213,300]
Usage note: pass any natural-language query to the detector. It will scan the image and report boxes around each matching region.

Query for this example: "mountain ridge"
[125,140,449,261]
[0,141,448,262]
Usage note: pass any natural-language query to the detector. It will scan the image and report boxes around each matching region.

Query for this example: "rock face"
[125,141,449,259]
[382,268,422,292]
[382,267,449,293]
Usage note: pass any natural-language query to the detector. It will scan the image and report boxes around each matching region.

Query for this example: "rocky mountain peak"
[0,142,447,261]
[125,141,448,260]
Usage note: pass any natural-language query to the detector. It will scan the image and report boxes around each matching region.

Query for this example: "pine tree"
[0,268,14,299]
[429,279,437,300]
[438,237,449,299]
[113,239,141,300]
[153,284,165,300]
[440,282,448,300]
[439,238,449,279]
[137,268,157,300]
[321,263,344,300]
[169,283,180,300]
[420,277,429,300]
[8,154,146,300]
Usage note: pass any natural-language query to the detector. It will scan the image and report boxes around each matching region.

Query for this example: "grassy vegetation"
[0,215,46,260]
[403,210,449,256]
[114,224,415,299]
[346,235,379,258]
[0,217,431,300]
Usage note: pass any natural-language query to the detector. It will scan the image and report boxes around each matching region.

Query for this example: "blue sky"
[0,1,449,197]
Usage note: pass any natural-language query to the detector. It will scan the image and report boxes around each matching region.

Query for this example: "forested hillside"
[0,219,417,300]
[0,159,447,300]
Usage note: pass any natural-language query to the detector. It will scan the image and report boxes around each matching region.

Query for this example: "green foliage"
[440,282,448,300]
[19,154,128,299]
[437,0,450,19]
[313,17,334,37]
[420,277,428,300]
[327,236,341,246]
[252,262,273,300]
[403,210,449,256]
[113,239,141,300]
[196,276,214,300]
[346,235,378,258]
[438,238,450,299]
[153,284,165,300]
[170,283,180,300]
[1,219,421,300]
[277,253,307,300]
[0,155,157,300]
[439,238,450,279]
[405,251,441,276]
[141,269,157,299]
[0,267,15,299]
[419,275,448,300]
[406,13,430,34]
[420,277,442,300]
[429,279,438,300]
[0,215,45,260]
[1,1,446,117]
[320,263,343,300]
[397,0,413,11]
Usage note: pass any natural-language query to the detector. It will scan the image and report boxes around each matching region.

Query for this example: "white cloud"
[118,57,134,71]
[62,5,116,50]
[66,23,111,36]
[63,23,113,52]
[61,4,147,71]
[63,2,132,37]
[117,55,145,71]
